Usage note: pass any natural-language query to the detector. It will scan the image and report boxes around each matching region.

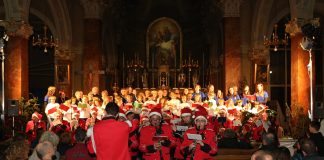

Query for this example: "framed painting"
[254,64,269,84]
[146,17,183,69]
[55,64,70,84]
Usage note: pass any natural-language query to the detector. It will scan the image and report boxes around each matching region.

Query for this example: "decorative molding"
[219,0,242,17]
[249,48,270,65]
[6,21,33,39]
[80,0,107,19]
[55,49,72,61]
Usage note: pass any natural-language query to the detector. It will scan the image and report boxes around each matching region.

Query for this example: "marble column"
[288,0,315,115]
[221,0,241,92]
[81,0,105,93]
[5,22,33,99]
[290,33,311,115]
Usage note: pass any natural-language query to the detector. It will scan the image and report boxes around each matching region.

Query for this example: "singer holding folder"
[181,106,217,159]
[139,107,176,160]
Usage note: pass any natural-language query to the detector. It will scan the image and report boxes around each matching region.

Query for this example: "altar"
[120,17,203,89]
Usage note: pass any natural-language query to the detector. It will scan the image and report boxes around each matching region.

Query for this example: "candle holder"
[182,54,199,88]
[32,25,58,53]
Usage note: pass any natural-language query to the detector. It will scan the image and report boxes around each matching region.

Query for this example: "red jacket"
[25,120,46,142]
[139,123,176,160]
[129,119,140,157]
[87,118,131,160]
[181,127,218,160]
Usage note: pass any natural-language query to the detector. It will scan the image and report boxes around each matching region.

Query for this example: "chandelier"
[263,24,288,51]
[32,25,58,53]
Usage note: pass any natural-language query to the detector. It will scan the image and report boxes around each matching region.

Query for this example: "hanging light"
[263,24,288,51]
[32,25,58,53]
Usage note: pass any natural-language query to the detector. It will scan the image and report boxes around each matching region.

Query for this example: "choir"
[25,83,276,159]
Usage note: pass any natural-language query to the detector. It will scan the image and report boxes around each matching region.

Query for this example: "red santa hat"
[194,106,208,122]
[181,107,192,117]
[125,109,134,116]
[149,107,162,118]
[32,112,42,120]
[119,108,127,119]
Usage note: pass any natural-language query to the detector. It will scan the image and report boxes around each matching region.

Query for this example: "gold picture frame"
[55,64,70,84]
[254,64,269,84]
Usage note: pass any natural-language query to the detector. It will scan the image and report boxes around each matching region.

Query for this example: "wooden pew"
[213,148,258,160]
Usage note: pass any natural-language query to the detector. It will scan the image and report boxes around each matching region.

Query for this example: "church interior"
[0,0,324,159]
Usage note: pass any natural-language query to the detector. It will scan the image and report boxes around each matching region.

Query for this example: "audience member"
[300,138,324,160]
[39,131,60,160]
[259,132,279,153]
[251,150,274,160]
[57,132,73,156]
[308,120,324,156]
[65,127,94,160]
[29,141,56,160]
[4,139,29,160]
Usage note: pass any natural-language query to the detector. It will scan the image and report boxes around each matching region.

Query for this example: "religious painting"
[254,64,269,84]
[55,64,70,84]
[146,17,182,68]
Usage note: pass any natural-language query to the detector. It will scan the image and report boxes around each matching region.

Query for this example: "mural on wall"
[147,17,182,68]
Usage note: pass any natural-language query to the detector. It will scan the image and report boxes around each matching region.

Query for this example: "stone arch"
[29,8,57,37]
[251,0,274,47]
[47,0,72,53]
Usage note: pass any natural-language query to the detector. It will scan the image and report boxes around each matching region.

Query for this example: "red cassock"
[181,127,218,160]
[173,122,193,159]
[25,120,46,142]
[139,124,176,160]
[87,118,131,160]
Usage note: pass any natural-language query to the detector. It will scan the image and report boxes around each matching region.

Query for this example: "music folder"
[176,126,188,132]
[187,133,202,141]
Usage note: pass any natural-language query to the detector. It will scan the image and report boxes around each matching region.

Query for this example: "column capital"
[6,21,33,39]
[218,0,242,17]
[285,18,301,37]
[80,0,108,19]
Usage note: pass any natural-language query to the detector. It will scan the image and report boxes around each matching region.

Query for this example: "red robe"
[181,127,218,160]
[173,122,193,159]
[87,118,131,160]
[129,119,140,157]
[139,124,176,160]
[25,120,46,142]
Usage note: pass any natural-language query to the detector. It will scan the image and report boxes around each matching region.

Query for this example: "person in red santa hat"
[214,108,233,136]
[180,106,217,159]
[87,102,131,160]
[173,107,194,159]
[125,109,141,159]
[139,107,176,160]
[26,112,46,142]
[49,111,70,134]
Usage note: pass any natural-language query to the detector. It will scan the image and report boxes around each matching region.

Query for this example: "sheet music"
[176,126,188,131]
[187,133,202,140]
